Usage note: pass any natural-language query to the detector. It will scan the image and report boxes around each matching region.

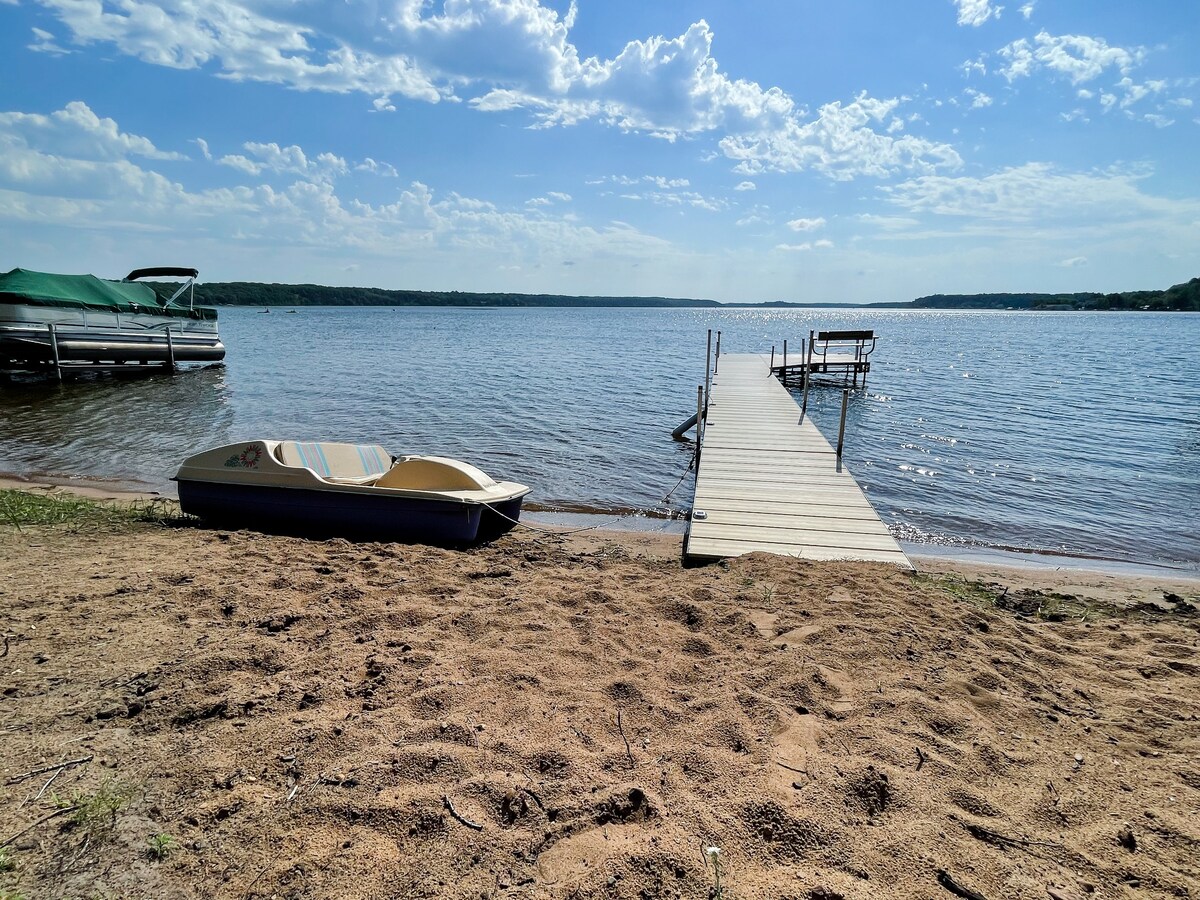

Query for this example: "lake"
[1,307,1196,570]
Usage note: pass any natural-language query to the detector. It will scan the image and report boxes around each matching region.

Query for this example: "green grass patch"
[914,572,1115,622]
[0,489,185,531]
[146,833,176,861]
[54,782,135,840]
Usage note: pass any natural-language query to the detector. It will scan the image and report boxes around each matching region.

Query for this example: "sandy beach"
[1,491,1198,899]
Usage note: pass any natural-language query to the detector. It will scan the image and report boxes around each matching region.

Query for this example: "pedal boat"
[174,440,530,545]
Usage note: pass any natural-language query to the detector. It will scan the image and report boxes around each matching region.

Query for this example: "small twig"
[915,746,926,771]
[1,634,9,658]
[775,760,809,775]
[936,869,989,900]
[962,821,1060,849]
[443,794,484,831]
[1,804,80,848]
[241,845,286,898]
[520,786,545,811]
[6,755,93,785]
[67,834,91,870]
[22,767,64,809]
[617,709,634,768]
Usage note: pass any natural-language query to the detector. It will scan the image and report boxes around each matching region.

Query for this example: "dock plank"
[685,353,909,567]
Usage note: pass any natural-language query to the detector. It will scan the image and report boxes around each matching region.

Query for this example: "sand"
[1,512,1198,900]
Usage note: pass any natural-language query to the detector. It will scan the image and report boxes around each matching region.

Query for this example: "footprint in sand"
[814,665,856,718]
[773,712,820,790]
[748,610,824,647]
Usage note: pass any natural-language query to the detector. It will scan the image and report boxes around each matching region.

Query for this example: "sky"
[0,0,1197,303]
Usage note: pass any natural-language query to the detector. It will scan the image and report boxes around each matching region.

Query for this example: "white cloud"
[965,88,993,109]
[0,103,674,273]
[355,157,398,177]
[597,175,690,189]
[1142,114,1174,128]
[775,240,832,251]
[0,101,182,162]
[954,0,1002,27]
[720,92,962,180]
[990,30,1188,118]
[33,1,957,182]
[192,137,212,161]
[29,26,70,55]
[1115,77,1165,109]
[1059,256,1087,267]
[787,217,826,232]
[218,142,348,182]
[618,188,724,211]
[526,191,570,206]
[857,213,920,231]
[734,181,756,191]
[997,31,1143,85]
[883,162,1199,225]
[39,0,444,101]
[1019,2,1035,19]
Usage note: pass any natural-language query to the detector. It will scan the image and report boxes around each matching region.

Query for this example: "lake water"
[1,307,1197,570]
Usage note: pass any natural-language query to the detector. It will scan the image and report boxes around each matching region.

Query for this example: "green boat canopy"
[0,268,217,320]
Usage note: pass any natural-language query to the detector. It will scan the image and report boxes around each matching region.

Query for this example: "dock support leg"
[48,323,62,382]
[836,388,849,463]
[165,328,176,373]
[769,345,775,374]
[695,385,705,463]
[671,412,699,440]
[714,330,721,374]
[782,340,788,386]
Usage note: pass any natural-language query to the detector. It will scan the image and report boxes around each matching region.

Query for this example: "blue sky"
[0,0,1196,302]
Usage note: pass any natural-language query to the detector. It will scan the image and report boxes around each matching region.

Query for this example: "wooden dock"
[684,353,910,567]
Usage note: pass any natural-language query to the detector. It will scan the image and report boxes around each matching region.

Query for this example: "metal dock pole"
[695,385,705,460]
[704,330,713,408]
[165,328,176,372]
[800,336,813,422]
[48,323,62,381]
[714,330,721,374]
[836,388,849,462]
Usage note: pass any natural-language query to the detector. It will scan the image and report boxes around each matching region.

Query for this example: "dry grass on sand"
[1,511,1198,899]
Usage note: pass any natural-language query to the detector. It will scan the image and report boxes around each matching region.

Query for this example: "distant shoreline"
[152,276,1200,312]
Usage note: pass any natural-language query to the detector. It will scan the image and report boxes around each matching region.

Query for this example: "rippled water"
[2,307,1196,568]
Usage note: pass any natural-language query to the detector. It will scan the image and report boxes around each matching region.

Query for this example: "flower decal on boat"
[223,445,262,468]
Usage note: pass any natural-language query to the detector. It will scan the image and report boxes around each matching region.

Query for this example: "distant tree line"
[903,277,1200,311]
[160,282,721,309]
[145,276,1199,311]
